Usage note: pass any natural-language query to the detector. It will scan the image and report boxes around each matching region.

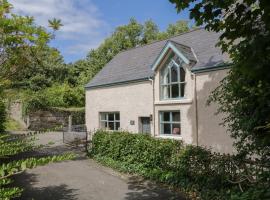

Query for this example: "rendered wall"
[153,57,197,145]
[85,81,154,134]
[196,69,235,153]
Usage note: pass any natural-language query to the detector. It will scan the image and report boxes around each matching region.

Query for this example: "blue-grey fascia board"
[191,63,232,73]
[85,77,152,89]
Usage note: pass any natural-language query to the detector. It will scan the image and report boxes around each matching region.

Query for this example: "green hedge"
[89,131,270,200]
[0,98,6,132]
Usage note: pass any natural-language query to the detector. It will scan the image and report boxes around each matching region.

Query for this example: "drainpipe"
[194,73,199,146]
[149,76,155,137]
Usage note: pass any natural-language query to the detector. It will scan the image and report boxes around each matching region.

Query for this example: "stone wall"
[8,101,85,131]
[28,110,69,131]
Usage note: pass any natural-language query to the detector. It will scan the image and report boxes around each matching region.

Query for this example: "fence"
[62,124,89,151]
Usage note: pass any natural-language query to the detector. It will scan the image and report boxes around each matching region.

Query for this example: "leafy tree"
[48,18,63,31]
[0,1,74,199]
[166,20,189,37]
[169,1,270,161]
[141,20,159,44]
[75,19,190,86]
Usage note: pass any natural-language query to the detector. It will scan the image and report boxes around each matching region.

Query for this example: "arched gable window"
[161,56,186,99]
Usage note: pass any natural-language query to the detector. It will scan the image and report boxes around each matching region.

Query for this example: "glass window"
[161,57,186,100]
[100,112,120,131]
[160,111,181,135]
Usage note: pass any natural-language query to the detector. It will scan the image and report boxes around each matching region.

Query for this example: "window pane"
[100,113,107,120]
[115,113,120,120]
[162,68,170,84]
[180,67,185,82]
[115,122,120,130]
[165,71,170,84]
[175,57,182,65]
[162,86,170,99]
[180,83,185,97]
[172,123,181,135]
[108,113,114,121]
[163,123,171,134]
[163,112,170,122]
[172,112,180,122]
[171,84,179,98]
[108,122,114,130]
[100,121,107,129]
[171,65,178,82]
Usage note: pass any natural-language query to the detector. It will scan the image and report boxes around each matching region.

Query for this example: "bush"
[0,98,6,133]
[90,131,270,200]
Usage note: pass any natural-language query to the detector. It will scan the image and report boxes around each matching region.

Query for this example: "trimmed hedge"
[89,131,270,200]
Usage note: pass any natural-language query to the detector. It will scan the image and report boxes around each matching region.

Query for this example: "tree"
[48,18,63,31]
[166,20,189,37]
[75,19,190,86]
[0,1,74,199]
[169,0,270,161]
[141,20,159,44]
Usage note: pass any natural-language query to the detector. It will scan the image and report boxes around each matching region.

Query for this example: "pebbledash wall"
[85,68,235,154]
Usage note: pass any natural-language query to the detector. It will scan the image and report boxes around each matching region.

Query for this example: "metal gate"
[62,125,88,151]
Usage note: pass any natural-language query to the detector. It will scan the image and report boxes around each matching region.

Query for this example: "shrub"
[0,97,6,133]
[90,131,270,200]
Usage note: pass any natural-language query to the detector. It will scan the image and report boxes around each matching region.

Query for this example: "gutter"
[191,63,232,74]
[85,77,152,89]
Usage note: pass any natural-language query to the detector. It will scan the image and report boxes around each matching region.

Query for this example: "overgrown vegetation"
[4,117,24,131]
[90,131,270,200]
[0,1,75,199]
[2,13,191,114]
[170,0,270,172]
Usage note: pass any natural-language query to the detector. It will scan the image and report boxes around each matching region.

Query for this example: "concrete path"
[13,132,186,200]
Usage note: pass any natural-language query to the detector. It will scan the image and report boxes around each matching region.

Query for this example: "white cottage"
[85,28,234,154]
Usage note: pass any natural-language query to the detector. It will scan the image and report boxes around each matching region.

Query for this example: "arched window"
[161,57,186,99]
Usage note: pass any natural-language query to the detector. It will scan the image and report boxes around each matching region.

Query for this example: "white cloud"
[9,0,109,61]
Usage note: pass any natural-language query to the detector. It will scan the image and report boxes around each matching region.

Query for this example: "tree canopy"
[169,0,270,162]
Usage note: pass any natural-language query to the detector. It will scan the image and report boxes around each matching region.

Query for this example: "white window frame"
[99,112,120,131]
[159,111,181,135]
[160,57,186,100]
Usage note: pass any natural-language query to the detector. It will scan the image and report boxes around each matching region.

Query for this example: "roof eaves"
[151,40,192,71]
[85,77,152,89]
[191,63,232,73]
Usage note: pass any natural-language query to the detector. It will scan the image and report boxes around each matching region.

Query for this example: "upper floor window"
[160,57,186,100]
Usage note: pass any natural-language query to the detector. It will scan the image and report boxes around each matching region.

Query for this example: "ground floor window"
[159,111,181,135]
[100,112,120,131]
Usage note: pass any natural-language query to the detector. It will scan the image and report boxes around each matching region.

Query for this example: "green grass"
[5,117,25,131]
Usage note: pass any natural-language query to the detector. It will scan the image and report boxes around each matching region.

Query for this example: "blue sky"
[10,0,191,63]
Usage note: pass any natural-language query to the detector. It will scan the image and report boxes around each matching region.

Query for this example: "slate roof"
[169,40,197,63]
[85,28,230,88]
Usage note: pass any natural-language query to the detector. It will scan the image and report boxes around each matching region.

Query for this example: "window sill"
[155,135,182,140]
[155,99,192,105]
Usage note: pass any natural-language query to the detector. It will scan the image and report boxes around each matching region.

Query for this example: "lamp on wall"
[149,114,153,121]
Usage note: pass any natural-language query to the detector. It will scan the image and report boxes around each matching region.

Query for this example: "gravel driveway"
[12,132,186,200]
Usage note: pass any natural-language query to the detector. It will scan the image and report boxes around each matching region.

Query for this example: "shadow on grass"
[13,172,78,200]
[124,176,187,200]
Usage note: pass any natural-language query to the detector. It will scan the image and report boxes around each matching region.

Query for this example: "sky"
[9,0,191,63]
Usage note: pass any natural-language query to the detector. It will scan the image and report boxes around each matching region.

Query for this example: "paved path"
[13,132,186,200]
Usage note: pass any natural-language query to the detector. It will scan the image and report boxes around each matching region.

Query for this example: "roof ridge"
[117,27,204,54]
[168,40,192,49]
